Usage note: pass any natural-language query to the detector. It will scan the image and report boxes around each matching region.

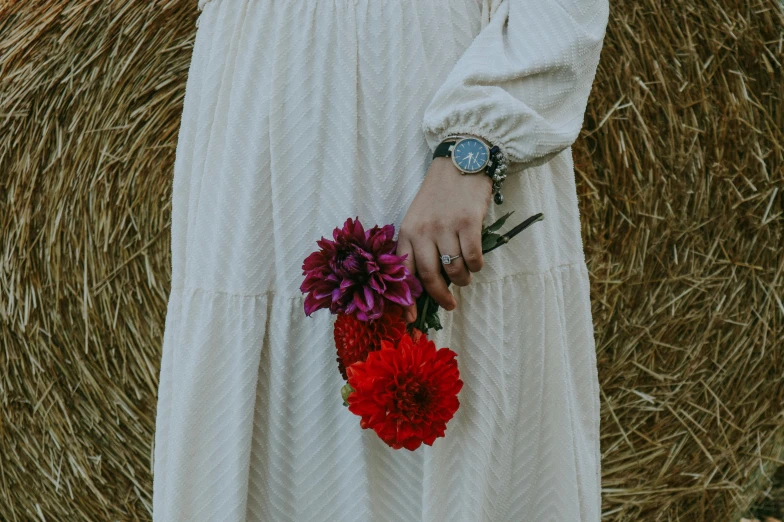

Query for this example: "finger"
[395,235,418,323]
[437,232,471,287]
[413,238,456,311]
[458,221,484,273]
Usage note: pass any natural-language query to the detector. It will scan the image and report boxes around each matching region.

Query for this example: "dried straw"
[0,0,782,520]
[1,1,196,520]
[573,0,784,518]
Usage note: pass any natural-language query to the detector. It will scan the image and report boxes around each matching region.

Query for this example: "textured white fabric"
[152,0,608,520]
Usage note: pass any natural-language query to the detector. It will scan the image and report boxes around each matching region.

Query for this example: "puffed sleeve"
[421,0,610,173]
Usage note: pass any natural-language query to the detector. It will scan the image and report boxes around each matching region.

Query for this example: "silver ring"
[440,253,461,265]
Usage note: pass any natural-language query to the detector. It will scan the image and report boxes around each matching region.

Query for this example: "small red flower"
[333,304,408,380]
[345,329,463,451]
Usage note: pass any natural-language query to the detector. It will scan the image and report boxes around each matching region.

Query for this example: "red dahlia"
[333,304,407,380]
[345,330,463,451]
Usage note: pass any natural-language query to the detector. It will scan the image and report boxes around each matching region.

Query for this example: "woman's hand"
[396,155,493,323]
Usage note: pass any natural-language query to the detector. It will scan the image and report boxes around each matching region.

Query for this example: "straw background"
[1,0,782,520]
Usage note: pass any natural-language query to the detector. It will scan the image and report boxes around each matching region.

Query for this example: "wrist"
[427,157,494,206]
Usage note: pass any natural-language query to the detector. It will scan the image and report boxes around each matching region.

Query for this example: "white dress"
[152,0,609,520]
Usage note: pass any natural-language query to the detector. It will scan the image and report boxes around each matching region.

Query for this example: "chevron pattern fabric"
[152,0,607,520]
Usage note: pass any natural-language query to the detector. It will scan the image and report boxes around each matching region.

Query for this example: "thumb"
[395,236,418,323]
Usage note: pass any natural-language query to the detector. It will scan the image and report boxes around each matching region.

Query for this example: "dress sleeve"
[421,0,610,173]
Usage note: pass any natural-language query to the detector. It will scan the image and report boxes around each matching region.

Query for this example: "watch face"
[452,138,489,173]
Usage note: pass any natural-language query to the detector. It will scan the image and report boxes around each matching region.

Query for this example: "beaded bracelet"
[486,144,508,205]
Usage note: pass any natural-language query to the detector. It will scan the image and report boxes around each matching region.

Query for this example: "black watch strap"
[432,139,457,159]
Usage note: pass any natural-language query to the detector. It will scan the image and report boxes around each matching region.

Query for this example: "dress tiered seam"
[174,260,589,300]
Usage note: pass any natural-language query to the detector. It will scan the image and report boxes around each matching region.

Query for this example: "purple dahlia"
[300,217,423,321]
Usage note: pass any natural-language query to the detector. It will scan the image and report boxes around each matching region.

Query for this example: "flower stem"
[415,293,431,332]
[482,212,544,255]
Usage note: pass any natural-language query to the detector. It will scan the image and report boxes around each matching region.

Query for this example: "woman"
[152,0,609,520]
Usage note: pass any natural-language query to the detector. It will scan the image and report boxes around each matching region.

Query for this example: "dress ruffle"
[155,264,601,521]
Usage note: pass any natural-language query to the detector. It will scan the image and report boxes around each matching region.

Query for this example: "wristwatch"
[432,134,508,204]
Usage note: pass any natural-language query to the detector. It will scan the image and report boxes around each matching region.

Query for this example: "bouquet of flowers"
[300,212,543,450]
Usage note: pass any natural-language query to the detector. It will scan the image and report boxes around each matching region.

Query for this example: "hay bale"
[0,0,781,520]
[572,0,784,518]
[0,1,196,519]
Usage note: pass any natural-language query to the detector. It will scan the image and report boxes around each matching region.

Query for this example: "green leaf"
[482,233,500,251]
[426,311,443,331]
[423,302,442,331]
[340,382,354,404]
[486,211,514,232]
